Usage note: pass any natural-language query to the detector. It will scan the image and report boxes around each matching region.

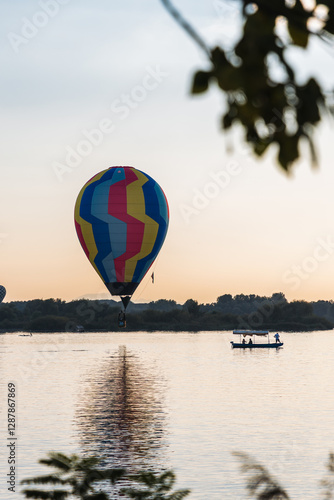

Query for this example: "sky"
[2,0,334,305]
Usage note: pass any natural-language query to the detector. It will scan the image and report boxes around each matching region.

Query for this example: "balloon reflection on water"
[76,345,168,473]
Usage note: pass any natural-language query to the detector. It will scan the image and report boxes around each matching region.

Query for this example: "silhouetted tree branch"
[160,0,334,173]
[234,452,290,500]
[321,453,334,500]
[21,450,334,499]
[21,452,190,500]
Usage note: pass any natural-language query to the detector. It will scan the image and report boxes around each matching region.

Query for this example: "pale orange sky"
[2,2,334,305]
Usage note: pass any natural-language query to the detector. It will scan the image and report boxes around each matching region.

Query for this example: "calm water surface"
[1,331,334,499]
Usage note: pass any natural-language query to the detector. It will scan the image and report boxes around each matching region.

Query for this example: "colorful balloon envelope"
[74,166,169,303]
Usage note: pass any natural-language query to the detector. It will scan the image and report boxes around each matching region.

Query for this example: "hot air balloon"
[0,286,6,304]
[74,166,169,321]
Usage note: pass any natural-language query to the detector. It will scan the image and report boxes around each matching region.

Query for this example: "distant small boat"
[19,333,32,337]
[231,330,283,349]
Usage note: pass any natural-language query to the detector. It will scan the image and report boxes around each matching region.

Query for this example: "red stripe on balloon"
[75,221,90,258]
[108,169,145,281]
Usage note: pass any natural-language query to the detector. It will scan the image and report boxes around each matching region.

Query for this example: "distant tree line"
[1,293,333,333]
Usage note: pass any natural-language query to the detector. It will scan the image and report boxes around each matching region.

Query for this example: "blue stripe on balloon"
[92,180,127,260]
[79,182,109,283]
[131,177,169,283]
[154,182,169,224]
[80,167,127,284]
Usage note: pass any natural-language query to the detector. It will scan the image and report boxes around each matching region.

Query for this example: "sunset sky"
[2,1,334,305]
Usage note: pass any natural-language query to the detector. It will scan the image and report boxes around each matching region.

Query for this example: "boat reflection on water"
[76,345,168,473]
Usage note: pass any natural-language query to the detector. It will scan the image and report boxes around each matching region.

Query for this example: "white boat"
[231,330,283,348]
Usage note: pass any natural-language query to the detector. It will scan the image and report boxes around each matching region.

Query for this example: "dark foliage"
[0,293,333,332]
[234,452,289,500]
[21,449,334,499]
[161,0,334,172]
[21,452,190,500]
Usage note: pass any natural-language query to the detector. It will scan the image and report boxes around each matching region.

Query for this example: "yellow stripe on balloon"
[74,171,106,282]
[124,170,158,281]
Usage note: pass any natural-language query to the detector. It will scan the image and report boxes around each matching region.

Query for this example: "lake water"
[1,330,334,499]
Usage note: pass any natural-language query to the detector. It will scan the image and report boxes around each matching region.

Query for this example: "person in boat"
[242,338,246,344]
[118,310,126,328]
[274,332,280,343]
[248,338,253,344]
